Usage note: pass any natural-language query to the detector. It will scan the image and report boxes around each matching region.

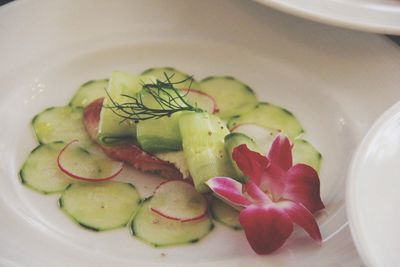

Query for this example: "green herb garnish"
[104,73,202,123]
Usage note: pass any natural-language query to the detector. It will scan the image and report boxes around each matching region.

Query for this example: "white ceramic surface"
[348,101,400,267]
[1,0,400,266]
[255,0,400,34]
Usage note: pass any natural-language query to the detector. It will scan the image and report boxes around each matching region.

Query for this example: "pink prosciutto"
[206,135,324,254]
[83,98,183,179]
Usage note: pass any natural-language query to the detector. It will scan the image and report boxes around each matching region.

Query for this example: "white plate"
[255,0,400,34]
[348,101,400,267]
[1,0,400,266]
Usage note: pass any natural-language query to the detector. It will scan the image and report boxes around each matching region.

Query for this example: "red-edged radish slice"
[149,180,207,222]
[231,123,281,154]
[182,88,219,114]
[57,140,123,182]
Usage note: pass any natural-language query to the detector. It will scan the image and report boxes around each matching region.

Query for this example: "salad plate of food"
[1,0,400,266]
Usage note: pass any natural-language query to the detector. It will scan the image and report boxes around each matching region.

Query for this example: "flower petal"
[267,134,292,171]
[279,200,322,242]
[232,144,269,185]
[206,177,251,207]
[244,181,271,204]
[281,164,325,213]
[239,204,293,254]
[259,162,286,201]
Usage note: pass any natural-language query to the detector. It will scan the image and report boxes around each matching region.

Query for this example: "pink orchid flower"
[206,135,325,254]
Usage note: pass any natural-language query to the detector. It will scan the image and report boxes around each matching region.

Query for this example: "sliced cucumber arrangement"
[141,67,200,90]
[132,199,213,247]
[210,197,241,230]
[69,79,108,108]
[227,102,304,140]
[22,66,323,251]
[199,76,257,119]
[60,182,141,231]
[20,142,74,194]
[32,106,92,146]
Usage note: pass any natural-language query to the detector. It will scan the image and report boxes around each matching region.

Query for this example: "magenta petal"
[206,177,251,207]
[232,144,269,185]
[280,201,322,242]
[259,162,286,200]
[239,204,293,254]
[244,181,271,204]
[267,134,293,171]
[282,164,325,213]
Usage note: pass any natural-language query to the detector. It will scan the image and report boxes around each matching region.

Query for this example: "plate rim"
[255,0,400,34]
[347,100,400,267]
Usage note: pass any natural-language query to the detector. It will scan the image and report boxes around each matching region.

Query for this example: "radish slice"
[149,180,207,222]
[182,88,219,114]
[231,123,280,154]
[57,140,123,182]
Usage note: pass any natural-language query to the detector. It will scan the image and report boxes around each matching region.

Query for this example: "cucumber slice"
[132,199,213,247]
[293,139,322,172]
[179,112,236,193]
[230,123,322,172]
[57,142,101,178]
[19,142,74,194]
[136,115,182,153]
[224,132,261,182]
[98,72,154,144]
[210,197,241,230]
[60,182,141,231]
[69,79,108,108]
[199,76,258,119]
[231,123,280,155]
[135,86,188,153]
[149,181,207,222]
[57,141,123,182]
[141,67,200,90]
[227,102,304,140]
[32,106,92,147]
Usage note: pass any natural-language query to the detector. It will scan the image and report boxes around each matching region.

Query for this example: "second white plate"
[255,0,400,34]
[348,101,400,267]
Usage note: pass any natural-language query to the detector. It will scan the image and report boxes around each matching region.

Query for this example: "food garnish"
[104,75,203,122]
[207,134,324,254]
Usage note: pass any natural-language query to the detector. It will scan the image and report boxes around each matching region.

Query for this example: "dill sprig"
[104,73,202,123]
